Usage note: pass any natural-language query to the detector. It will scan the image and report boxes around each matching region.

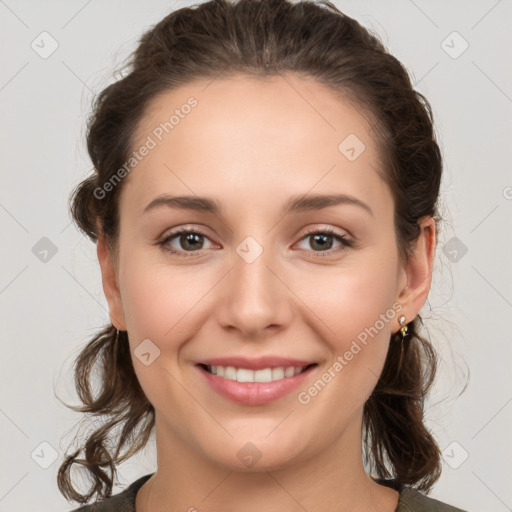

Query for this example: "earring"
[397,315,408,363]
[398,315,408,338]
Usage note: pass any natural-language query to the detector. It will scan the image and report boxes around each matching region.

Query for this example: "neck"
[136,415,399,512]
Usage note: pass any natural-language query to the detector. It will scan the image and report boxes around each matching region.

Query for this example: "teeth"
[208,365,307,382]
[237,368,255,382]
[284,367,295,377]
[272,367,284,380]
[254,368,272,382]
[224,366,237,380]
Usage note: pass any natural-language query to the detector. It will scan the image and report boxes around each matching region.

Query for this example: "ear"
[96,221,127,331]
[395,216,436,333]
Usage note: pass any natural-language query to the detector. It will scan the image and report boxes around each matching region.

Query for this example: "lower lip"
[197,365,316,405]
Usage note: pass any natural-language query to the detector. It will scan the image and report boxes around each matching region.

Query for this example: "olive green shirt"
[70,473,468,511]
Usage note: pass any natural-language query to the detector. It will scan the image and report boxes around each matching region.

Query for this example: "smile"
[202,364,312,382]
[196,362,318,405]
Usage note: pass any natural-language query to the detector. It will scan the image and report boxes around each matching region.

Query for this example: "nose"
[214,240,294,340]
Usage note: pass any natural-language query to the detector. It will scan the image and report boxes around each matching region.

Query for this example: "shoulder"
[67,473,154,512]
[374,478,468,512]
[397,485,469,512]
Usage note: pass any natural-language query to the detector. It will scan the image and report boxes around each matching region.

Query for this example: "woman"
[58,0,468,510]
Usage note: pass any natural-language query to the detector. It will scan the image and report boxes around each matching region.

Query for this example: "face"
[99,73,429,472]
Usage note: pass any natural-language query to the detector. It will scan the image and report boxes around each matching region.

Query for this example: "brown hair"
[58,0,445,504]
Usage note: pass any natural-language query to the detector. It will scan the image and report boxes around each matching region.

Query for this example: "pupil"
[182,233,202,250]
[312,234,332,251]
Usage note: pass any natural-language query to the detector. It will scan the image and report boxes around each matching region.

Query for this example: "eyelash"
[158,226,353,259]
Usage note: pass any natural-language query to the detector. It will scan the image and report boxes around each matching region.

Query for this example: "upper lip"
[197,356,316,370]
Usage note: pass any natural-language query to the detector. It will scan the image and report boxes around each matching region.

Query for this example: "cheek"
[119,237,399,347]
[294,253,398,395]
[119,259,213,341]
[288,266,399,449]
[117,253,215,411]
[296,252,398,345]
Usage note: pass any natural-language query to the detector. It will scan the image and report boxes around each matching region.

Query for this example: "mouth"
[196,361,318,405]
[198,363,316,383]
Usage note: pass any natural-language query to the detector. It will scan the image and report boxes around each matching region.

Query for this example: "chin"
[200,435,308,473]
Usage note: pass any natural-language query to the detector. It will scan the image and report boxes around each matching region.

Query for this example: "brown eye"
[296,228,352,257]
[159,229,215,257]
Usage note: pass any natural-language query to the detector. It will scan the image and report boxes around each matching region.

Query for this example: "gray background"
[1,0,511,510]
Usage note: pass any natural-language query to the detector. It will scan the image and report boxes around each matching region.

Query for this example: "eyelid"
[300,225,350,239]
[158,224,350,241]
[158,226,218,255]
[158,224,353,257]
[294,226,353,256]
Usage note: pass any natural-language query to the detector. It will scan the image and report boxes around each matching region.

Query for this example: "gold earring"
[398,315,408,338]
[397,315,409,364]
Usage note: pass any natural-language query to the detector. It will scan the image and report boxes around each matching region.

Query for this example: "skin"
[97,73,436,512]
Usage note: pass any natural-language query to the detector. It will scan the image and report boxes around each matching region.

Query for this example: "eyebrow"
[143,193,374,218]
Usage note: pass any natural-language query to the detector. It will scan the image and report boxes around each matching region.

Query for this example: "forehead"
[121,73,391,221]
